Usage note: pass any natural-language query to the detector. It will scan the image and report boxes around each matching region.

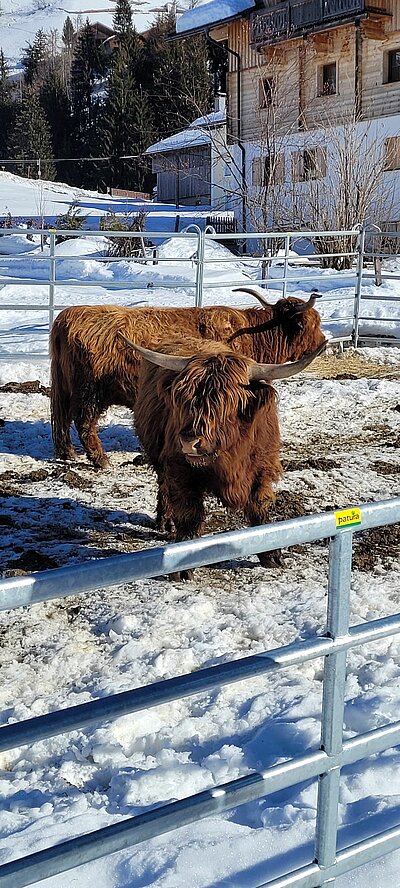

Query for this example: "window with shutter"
[259,76,276,108]
[385,137,400,170]
[252,156,262,186]
[291,147,326,182]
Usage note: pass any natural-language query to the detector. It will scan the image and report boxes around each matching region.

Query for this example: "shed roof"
[146,110,225,155]
[146,128,210,155]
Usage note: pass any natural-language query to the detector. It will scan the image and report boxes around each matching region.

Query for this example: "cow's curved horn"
[232,286,270,308]
[293,290,323,314]
[118,333,190,372]
[248,340,327,381]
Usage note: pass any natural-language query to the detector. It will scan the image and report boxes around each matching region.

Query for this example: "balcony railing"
[250,0,385,46]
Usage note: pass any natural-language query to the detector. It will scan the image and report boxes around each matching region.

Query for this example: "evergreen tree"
[0,50,14,159]
[40,72,71,177]
[69,20,105,184]
[102,0,151,189]
[103,43,153,189]
[22,30,49,87]
[62,16,75,52]
[113,0,135,43]
[140,12,213,139]
[7,88,56,180]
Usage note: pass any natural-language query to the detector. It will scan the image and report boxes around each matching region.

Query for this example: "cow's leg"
[73,406,109,470]
[52,402,77,461]
[245,474,282,568]
[156,474,174,535]
[166,471,205,581]
[51,389,77,461]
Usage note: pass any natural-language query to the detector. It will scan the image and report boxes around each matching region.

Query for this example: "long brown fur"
[50,298,325,468]
[134,336,283,576]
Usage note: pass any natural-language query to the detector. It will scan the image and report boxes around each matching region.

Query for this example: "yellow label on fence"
[334,507,362,529]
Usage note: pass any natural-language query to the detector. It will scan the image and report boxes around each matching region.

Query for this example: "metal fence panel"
[0,498,400,887]
[0,224,377,361]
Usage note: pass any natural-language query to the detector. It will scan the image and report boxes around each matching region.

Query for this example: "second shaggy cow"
[127,334,326,578]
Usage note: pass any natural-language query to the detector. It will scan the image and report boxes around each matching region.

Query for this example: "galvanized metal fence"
[1,223,399,362]
[1,497,400,887]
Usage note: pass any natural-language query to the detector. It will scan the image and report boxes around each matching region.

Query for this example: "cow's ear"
[239,383,272,421]
[157,376,173,403]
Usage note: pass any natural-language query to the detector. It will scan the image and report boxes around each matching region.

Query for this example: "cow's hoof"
[168,569,194,582]
[91,455,110,471]
[258,549,283,568]
[56,448,77,461]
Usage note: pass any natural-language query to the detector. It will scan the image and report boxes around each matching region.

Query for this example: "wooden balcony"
[250,0,389,46]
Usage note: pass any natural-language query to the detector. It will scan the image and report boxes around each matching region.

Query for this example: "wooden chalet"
[176,0,400,227]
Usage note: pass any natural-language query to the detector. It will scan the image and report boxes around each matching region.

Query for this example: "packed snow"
[0,177,400,887]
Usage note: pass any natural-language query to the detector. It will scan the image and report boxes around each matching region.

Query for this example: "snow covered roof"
[146,111,225,155]
[146,129,211,155]
[189,110,226,129]
[176,0,256,34]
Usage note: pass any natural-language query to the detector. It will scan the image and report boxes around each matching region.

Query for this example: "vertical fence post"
[282,233,290,299]
[195,228,206,308]
[48,229,56,333]
[352,224,365,349]
[314,530,353,884]
[261,236,269,290]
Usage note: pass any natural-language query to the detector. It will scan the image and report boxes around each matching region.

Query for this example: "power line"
[0,154,142,163]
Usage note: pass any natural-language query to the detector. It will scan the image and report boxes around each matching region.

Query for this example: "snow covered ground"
[0,171,217,235]
[0,183,400,887]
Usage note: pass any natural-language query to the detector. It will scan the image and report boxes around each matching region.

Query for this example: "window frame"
[384,136,400,170]
[259,76,276,109]
[317,61,337,97]
[252,152,285,187]
[292,146,327,183]
[386,48,400,84]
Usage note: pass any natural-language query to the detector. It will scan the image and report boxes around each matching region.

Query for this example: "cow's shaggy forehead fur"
[169,346,256,436]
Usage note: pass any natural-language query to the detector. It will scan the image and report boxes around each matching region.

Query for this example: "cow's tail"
[50,323,75,459]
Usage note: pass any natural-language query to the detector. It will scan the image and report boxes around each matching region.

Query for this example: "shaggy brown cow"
[50,287,324,469]
[127,334,326,579]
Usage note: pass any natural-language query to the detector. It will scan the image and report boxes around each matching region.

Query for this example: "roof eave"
[172,9,252,40]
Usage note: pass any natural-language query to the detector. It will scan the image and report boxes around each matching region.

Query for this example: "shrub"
[55,203,88,243]
[99,210,148,258]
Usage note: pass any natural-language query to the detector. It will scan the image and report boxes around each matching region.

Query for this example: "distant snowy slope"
[0,0,207,67]
[0,171,217,234]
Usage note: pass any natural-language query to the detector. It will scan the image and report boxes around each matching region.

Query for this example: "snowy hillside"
[1,0,195,67]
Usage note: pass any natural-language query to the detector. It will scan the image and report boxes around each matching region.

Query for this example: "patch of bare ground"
[353,524,400,572]
[0,469,49,484]
[372,461,400,476]
[300,424,398,454]
[283,456,339,472]
[3,549,60,576]
[0,380,50,396]
[0,484,22,497]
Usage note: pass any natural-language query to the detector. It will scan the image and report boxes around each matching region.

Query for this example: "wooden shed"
[145,102,228,208]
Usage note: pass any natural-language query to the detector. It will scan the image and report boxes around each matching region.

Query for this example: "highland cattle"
[127,334,326,579]
[50,287,324,468]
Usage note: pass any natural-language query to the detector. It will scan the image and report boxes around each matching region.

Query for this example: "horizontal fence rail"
[2,223,399,360]
[1,497,400,888]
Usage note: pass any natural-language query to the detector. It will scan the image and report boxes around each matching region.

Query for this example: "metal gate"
[0,497,400,887]
[2,223,400,361]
